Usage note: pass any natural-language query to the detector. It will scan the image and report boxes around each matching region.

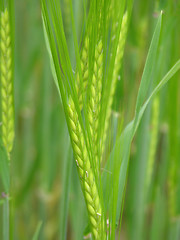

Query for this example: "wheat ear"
[68,97,105,239]
[101,12,128,155]
[0,9,14,157]
[88,40,103,167]
[76,37,89,110]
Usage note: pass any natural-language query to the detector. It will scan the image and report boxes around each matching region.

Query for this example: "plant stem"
[3,196,9,240]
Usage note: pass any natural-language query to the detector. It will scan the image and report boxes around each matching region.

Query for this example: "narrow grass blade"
[104,31,180,229]
[42,14,60,97]
[134,12,162,126]
[128,108,151,240]
[115,58,180,225]
[150,188,166,240]
[32,221,42,240]
[108,12,163,226]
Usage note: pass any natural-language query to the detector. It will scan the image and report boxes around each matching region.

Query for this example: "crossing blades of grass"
[103,11,180,236]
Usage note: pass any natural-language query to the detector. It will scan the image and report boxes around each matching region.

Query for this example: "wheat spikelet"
[88,40,103,166]
[0,9,14,157]
[76,37,89,110]
[68,97,105,239]
[101,12,128,155]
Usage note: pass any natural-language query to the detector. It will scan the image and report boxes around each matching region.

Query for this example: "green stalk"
[3,198,9,240]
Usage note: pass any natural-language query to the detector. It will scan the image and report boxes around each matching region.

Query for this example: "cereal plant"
[0,0,180,240]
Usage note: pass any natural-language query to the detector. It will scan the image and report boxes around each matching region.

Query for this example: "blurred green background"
[0,0,180,239]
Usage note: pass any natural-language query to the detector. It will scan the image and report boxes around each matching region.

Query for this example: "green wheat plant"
[0,0,180,240]
[41,0,180,239]
[68,96,105,239]
[1,8,14,158]
[0,1,15,239]
[100,11,129,157]
[41,0,132,238]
